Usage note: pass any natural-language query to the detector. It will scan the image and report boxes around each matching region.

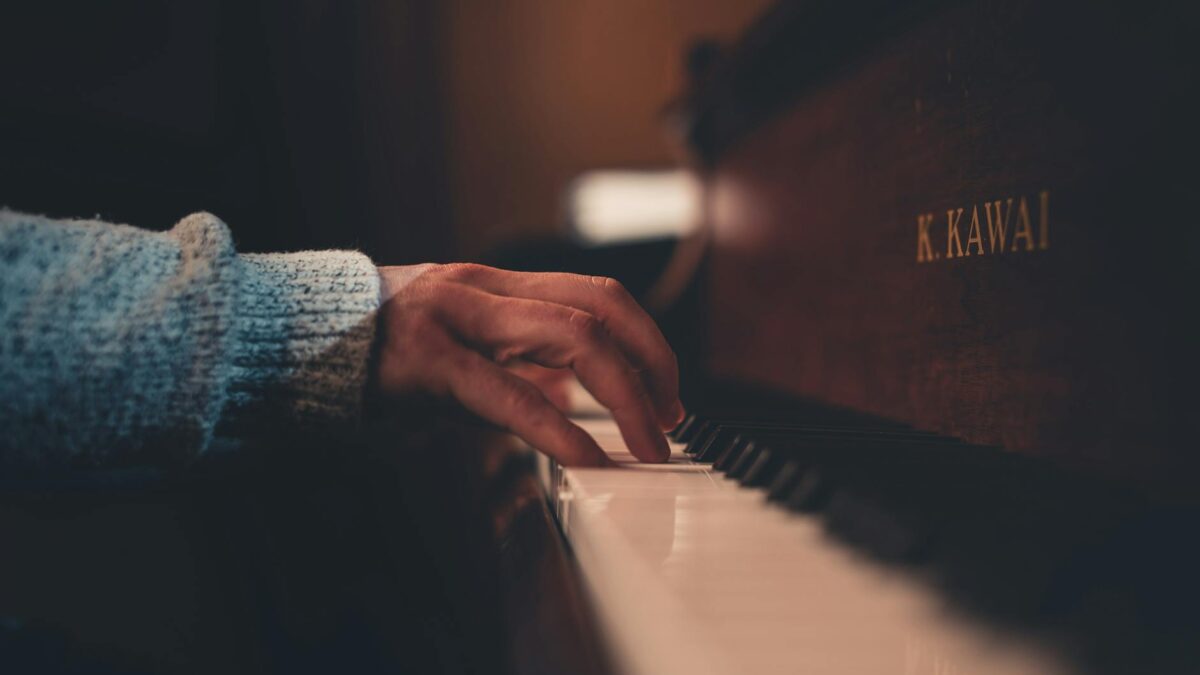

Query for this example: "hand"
[374,263,684,466]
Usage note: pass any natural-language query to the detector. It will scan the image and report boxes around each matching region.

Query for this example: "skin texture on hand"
[375,263,685,466]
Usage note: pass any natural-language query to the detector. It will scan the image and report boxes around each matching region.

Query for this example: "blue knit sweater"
[0,210,381,468]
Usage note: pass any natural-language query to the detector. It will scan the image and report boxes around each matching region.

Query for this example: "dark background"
[0,0,453,261]
[0,0,766,262]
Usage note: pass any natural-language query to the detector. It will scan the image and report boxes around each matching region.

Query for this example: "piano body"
[534,0,1200,673]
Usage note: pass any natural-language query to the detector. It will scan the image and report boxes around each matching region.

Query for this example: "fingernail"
[655,433,671,462]
[671,399,686,426]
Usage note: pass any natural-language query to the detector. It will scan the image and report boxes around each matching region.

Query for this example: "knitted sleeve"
[0,210,381,468]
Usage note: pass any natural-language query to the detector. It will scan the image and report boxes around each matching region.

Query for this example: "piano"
[1,1,1196,673]
[520,0,1200,673]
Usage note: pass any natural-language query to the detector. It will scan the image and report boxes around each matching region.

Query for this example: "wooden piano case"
[678,0,1198,495]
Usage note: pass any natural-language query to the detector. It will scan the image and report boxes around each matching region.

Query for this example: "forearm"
[0,209,380,469]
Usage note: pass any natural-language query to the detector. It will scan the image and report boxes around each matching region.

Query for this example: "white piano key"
[536,416,1072,675]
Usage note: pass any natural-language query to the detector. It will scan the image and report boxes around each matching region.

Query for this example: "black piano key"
[693,439,724,463]
[668,413,699,442]
[695,430,742,462]
[691,426,744,462]
[765,435,939,492]
[759,437,922,486]
[824,489,930,562]
[812,446,1027,533]
[804,444,1139,615]
[766,460,804,501]
[740,446,784,487]
[713,437,752,473]
[683,421,717,455]
[705,400,1161,627]
[785,467,831,512]
[720,422,946,443]
[776,442,964,513]
[677,416,713,445]
[716,427,951,468]
[726,441,765,479]
[748,429,916,487]
[682,413,947,449]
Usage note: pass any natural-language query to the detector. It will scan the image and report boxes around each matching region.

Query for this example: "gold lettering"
[1011,197,1034,252]
[965,205,984,256]
[916,190,1048,264]
[916,213,935,262]
[1038,190,1049,250]
[984,198,1012,253]
[946,208,964,258]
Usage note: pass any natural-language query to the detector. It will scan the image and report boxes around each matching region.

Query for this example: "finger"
[439,264,683,428]
[437,284,670,463]
[504,361,573,412]
[440,344,611,467]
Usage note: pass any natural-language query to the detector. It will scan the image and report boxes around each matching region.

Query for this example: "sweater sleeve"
[0,209,380,469]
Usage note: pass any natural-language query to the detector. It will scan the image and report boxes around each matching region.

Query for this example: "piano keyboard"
[536,413,1075,675]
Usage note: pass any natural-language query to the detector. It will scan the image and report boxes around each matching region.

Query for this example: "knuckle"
[566,310,605,345]
[505,382,546,417]
[443,349,478,379]
[408,262,440,280]
[591,275,629,300]
[439,262,490,283]
[626,375,653,406]
[492,345,521,363]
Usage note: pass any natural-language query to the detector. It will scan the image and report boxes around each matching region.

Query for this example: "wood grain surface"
[690,0,1197,493]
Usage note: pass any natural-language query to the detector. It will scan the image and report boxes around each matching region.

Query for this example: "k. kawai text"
[916,191,1049,263]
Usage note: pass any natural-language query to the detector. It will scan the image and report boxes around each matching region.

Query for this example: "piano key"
[753,440,916,510]
[753,439,1150,616]
[785,466,830,512]
[538,413,1072,675]
[687,425,739,461]
[739,445,781,487]
[725,440,764,480]
[765,459,804,501]
[722,431,958,469]
[824,489,929,562]
[712,437,752,472]
[697,428,761,463]
[670,413,702,443]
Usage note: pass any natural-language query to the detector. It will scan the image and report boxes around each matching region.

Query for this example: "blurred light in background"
[568,169,701,245]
